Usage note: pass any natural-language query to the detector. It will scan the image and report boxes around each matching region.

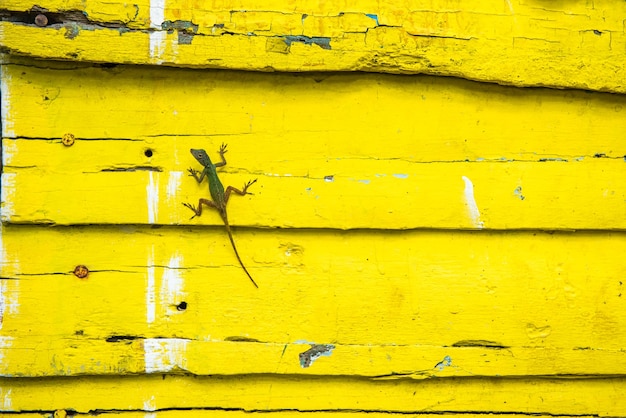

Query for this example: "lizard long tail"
[222,216,259,288]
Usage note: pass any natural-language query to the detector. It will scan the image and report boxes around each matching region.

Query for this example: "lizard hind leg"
[182,198,218,219]
[223,179,258,203]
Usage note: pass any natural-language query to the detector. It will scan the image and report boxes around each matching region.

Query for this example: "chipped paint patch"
[283,35,331,50]
[526,323,552,340]
[435,355,452,370]
[146,172,159,224]
[514,185,525,200]
[299,344,335,368]
[144,338,188,373]
[365,14,379,25]
[393,173,409,179]
[461,176,484,229]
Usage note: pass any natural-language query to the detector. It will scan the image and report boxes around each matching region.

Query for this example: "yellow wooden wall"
[1,0,626,416]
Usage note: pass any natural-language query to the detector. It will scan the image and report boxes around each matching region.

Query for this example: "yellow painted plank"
[5,59,625,147]
[4,155,626,229]
[0,375,625,416]
[0,414,600,418]
[1,225,625,377]
[5,337,626,378]
[1,1,626,92]
[2,60,626,229]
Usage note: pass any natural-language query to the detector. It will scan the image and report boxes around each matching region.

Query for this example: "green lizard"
[183,144,259,288]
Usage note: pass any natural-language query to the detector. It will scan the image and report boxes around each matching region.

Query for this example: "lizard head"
[190,149,212,166]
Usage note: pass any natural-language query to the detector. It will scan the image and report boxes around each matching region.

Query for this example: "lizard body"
[183,144,258,288]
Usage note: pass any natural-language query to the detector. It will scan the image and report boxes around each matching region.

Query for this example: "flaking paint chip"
[299,344,335,368]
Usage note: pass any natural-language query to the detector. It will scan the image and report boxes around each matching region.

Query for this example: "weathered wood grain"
[2,60,625,228]
[5,58,624,147]
[4,155,626,229]
[1,1,626,92]
[2,0,626,416]
[1,375,625,416]
[1,225,625,377]
[0,414,606,418]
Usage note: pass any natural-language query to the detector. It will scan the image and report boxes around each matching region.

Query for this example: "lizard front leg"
[223,179,257,204]
[215,143,228,168]
[182,198,218,219]
[187,167,207,184]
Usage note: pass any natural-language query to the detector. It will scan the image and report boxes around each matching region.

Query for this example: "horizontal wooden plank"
[1,0,626,92]
[3,154,626,229]
[5,59,625,146]
[1,225,625,377]
[4,337,626,379]
[0,414,600,418]
[2,60,625,229]
[0,375,624,416]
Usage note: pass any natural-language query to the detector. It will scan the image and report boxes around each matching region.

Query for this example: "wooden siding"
[1,1,626,92]
[1,0,626,417]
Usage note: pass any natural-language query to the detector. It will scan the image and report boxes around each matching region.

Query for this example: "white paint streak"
[146,247,156,324]
[160,254,185,316]
[1,138,16,169]
[505,0,515,14]
[149,0,165,28]
[143,396,156,412]
[144,338,188,373]
[0,65,15,138]
[166,171,183,199]
[0,282,18,331]
[150,32,167,64]
[0,173,16,222]
[149,0,166,63]
[0,337,13,372]
[0,284,5,332]
[0,226,19,331]
[0,388,11,411]
[462,176,484,229]
[147,172,159,224]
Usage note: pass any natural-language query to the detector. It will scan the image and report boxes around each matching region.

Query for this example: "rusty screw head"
[73,265,89,279]
[62,133,75,146]
[35,14,49,27]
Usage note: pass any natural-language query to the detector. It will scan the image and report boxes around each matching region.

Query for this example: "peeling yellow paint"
[0,225,625,378]
[1,1,626,91]
[1,375,626,416]
[1,1,626,416]
[1,60,625,228]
